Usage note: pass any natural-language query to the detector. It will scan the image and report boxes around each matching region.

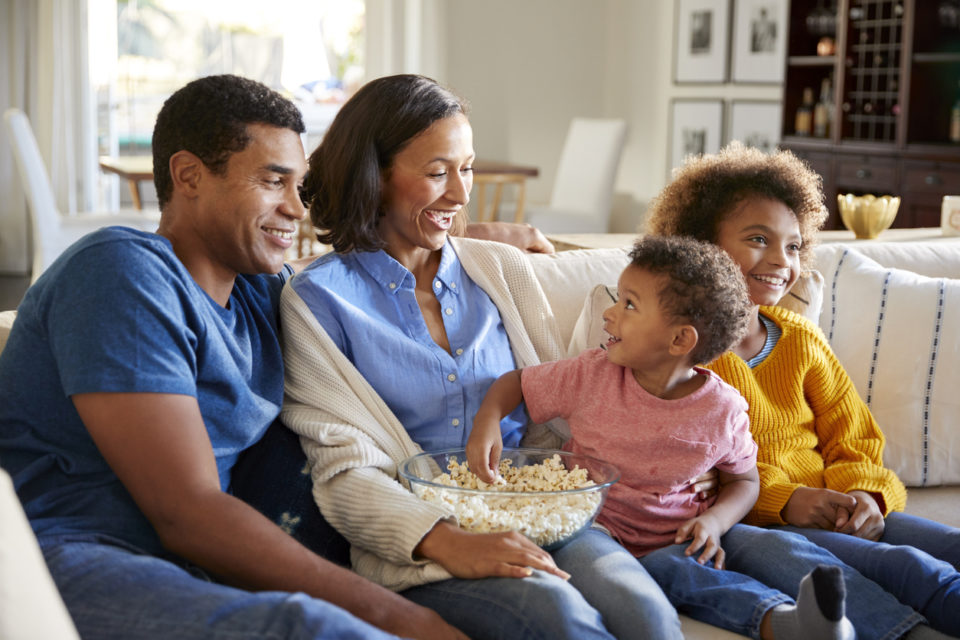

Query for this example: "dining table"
[470,160,539,224]
[98,155,154,210]
[98,156,541,221]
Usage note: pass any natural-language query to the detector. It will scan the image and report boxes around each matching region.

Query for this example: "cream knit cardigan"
[280,237,567,591]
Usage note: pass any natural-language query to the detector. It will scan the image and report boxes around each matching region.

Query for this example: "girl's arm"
[675,466,759,569]
[803,333,906,516]
[466,370,524,484]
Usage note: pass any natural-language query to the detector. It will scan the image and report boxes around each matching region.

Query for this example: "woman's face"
[715,197,802,307]
[379,113,474,264]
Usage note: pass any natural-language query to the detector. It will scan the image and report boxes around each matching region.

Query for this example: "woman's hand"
[835,491,885,540]
[415,521,570,581]
[675,512,726,569]
[781,486,858,530]
[688,468,719,500]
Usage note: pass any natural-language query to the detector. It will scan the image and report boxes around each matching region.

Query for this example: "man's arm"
[288,221,555,274]
[72,391,466,640]
[464,222,555,254]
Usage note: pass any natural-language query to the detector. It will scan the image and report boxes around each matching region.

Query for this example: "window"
[89,0,364,206]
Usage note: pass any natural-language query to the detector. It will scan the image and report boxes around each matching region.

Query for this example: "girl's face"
[378,113,474,266]
[715,197,802,307]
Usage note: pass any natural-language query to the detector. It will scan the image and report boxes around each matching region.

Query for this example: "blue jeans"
[402,528,682,640]
[231,418,351,567]
[642,524,924,640]
[776,512,960,635]
[42,539,400,640]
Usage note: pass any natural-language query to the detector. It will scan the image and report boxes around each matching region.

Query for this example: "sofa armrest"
[0,468,80,639]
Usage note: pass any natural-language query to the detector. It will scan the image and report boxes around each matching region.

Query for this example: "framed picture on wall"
[728,100,782,152]
[731,0,788,83]
[669,100,724,175]
[673,0,731,83]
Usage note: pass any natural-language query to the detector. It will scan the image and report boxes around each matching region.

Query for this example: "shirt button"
[455,348,464,356]
[434,280,441,289]
[450,282,457,289]
[445,308,453,315]
[447,373,457,382]
[388,282,397,290]
[451,418,460,427]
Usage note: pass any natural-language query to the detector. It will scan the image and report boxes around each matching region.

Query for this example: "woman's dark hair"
[152,74,305,209]
[628,235,752,365]
[301,74,469,253]
[644,142,827,268]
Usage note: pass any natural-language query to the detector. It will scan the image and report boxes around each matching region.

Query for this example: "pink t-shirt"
[521,348,756,557]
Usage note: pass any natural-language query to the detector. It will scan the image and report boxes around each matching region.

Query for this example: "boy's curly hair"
[628,235,752,365]
[644,142,827,268]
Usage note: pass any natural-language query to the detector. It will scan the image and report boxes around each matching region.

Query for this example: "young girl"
[646,142,960,638]
[468,235,859,640]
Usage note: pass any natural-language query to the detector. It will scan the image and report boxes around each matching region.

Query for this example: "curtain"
[0,0,94,275]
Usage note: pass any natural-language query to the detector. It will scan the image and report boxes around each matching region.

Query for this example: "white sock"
[769,565,855,640]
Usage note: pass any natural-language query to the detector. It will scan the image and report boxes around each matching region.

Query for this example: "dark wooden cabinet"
[780,0,960,229]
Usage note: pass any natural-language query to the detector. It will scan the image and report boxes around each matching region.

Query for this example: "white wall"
[429,0,783,233]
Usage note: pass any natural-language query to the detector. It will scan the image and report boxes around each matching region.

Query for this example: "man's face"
[193,123,307,277]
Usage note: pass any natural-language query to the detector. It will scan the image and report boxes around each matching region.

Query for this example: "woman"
[278,74,682,640]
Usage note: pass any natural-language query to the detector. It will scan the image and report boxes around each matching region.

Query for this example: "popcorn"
[412,454,603,547]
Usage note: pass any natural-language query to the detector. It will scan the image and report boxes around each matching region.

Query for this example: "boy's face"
[715,197,802,307]
[602,266,680,372]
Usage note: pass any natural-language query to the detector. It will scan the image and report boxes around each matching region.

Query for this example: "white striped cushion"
[819,248,960,487]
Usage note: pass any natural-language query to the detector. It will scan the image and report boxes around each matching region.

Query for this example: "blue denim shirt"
[289,240,526,451]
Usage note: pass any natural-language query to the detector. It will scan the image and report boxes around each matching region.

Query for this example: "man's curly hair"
[628,235,752,365]
[152,74,305,209]
[644,142,827,268]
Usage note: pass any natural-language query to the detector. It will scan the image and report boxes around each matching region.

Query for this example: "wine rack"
[842,0,902,142]
[780,0,960,229]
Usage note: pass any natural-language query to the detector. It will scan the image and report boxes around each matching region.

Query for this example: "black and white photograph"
[669,99,724,175]
[674,0,731,83]
[690,10,713,53]
[731,0,787,83]
[728,100,782,152]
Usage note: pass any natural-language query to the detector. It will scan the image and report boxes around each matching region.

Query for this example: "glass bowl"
[398,447,620,550]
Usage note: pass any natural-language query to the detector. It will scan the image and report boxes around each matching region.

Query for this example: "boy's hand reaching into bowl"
[467,370,524,484]
[465,413,503,484]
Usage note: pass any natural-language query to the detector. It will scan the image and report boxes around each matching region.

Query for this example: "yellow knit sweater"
[707,305,907,526]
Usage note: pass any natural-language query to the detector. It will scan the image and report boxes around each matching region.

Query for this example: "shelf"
[782,1,959,228]
[912,53,960,64]
[787,55,837,67]
[779,136,834,149]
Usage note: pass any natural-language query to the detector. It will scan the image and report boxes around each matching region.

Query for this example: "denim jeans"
[42,539,400,640]
[402,527,682,640]
[231,418,352,567]
[642,524,924,640]
[776,511,960,635]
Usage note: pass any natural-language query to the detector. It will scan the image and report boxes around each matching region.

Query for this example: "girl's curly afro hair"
[644,142,828,268]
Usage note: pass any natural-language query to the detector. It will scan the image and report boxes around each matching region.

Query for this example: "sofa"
[1,236,958,639]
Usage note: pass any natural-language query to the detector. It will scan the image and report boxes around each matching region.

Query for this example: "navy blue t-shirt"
[0,227,290,555]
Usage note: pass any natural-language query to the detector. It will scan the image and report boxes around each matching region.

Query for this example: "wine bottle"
[795,88,815,136]
[814,78,832,137]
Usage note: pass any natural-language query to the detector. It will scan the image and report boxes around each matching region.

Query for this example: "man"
[0,74,493,639]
